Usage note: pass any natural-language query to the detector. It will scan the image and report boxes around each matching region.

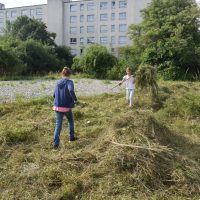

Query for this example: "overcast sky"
[0,0,199,8]
[1,0,47,8]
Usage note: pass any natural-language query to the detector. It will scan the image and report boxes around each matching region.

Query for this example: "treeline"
[1,0,200,80]
[0,16,73,75]
[73,0,200,81]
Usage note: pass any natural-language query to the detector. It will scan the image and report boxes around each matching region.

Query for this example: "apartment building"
[0,3,47,35]
[0,0,151,55]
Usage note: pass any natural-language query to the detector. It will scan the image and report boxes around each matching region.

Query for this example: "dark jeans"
[54,111,75,146]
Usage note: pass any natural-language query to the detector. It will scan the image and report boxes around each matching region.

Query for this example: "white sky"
[1,0,47,8]
[0,0,199,8]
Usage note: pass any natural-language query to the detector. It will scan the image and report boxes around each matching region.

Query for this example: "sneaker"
[69,137,78,143]
[53,144,59,149]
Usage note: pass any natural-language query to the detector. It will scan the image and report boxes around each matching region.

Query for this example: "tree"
[0,44,24,75]
[3,16,56,46]
[128,0,200,80]
[75,44,117,78]
[55,45,73,67]
[16,39,59,74]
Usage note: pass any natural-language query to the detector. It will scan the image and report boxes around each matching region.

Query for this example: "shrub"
[0,44,24,75]
[55,45,73,68]
[16,39,60,74]
[73,44,118,78]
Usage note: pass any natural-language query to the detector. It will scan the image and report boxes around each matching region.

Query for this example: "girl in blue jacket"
[53,67,77,148]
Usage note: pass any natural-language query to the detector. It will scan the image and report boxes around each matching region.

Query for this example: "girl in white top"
[119,67,135,107]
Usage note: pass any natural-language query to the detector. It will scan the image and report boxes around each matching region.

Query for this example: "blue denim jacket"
[53,78,77,108]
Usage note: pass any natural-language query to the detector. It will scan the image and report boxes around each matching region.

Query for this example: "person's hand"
[75,101,80,105]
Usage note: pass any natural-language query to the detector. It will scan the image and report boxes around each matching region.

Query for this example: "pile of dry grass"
[0,81,200,199]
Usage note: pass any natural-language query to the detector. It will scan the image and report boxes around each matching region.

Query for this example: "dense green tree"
[16,39,59,74]
[4,16,56,46]
[0,16,74,75]
[0,44,24,75]
[128,0,200,80]
[55,45,73,67]
[72,44,117,78]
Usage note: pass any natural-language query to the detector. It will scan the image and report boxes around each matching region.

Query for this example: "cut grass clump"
[163,92,200,117]
[0,81,200,199]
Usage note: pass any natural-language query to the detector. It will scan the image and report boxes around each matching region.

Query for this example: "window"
[119,36,127,44]
[80,4,84,11]
[87,15,94,22]
[70,16,77,23]
[30,9,34,16]
[100,2,108,10]
[100,37,108,44]
[111,13,115,20]
[6,11,9,18]
[70,4,77,12]
[11,11,17,18]
[119,12,126,20]
[111,25,115,32]
[111,48,115,53]
[70,38,77,44]
[87,26,94,33]
[100,14,108,21]
[80,26,84,33]
[100,25,108,33]
[111,36,115,44]
[0,12,4,22]
[119,24,127,32]
[80,48,84,54]
[80,15,84,22]
[119,1,127,8]
[87,3,94,11]
[112,1,116,9]
[71,49,77,55]
[36,8,42,15]
[87,37,95,44]
[80,37,84,45]
[70,27,77,34]
[21,10,28,16]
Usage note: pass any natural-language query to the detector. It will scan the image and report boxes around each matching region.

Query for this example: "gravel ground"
[0,79,123,102]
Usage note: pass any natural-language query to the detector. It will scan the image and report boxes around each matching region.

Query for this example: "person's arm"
[53,89,55,98]
[68,81,77,102]
[119,76,127,86]
[53,85,57,98]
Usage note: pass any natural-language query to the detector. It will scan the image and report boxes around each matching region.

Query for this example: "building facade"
[0,0,151,55]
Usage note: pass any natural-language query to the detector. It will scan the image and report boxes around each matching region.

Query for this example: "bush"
[0,44,24,75]
[16,39,60,74]
[55,45,73,68]
[72,56,83,73]
[73,44,118,79]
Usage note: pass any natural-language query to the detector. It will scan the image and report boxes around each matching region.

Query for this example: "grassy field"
[0,81,200,200]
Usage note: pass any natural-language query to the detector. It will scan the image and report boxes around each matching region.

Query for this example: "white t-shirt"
[123,75,135,89]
